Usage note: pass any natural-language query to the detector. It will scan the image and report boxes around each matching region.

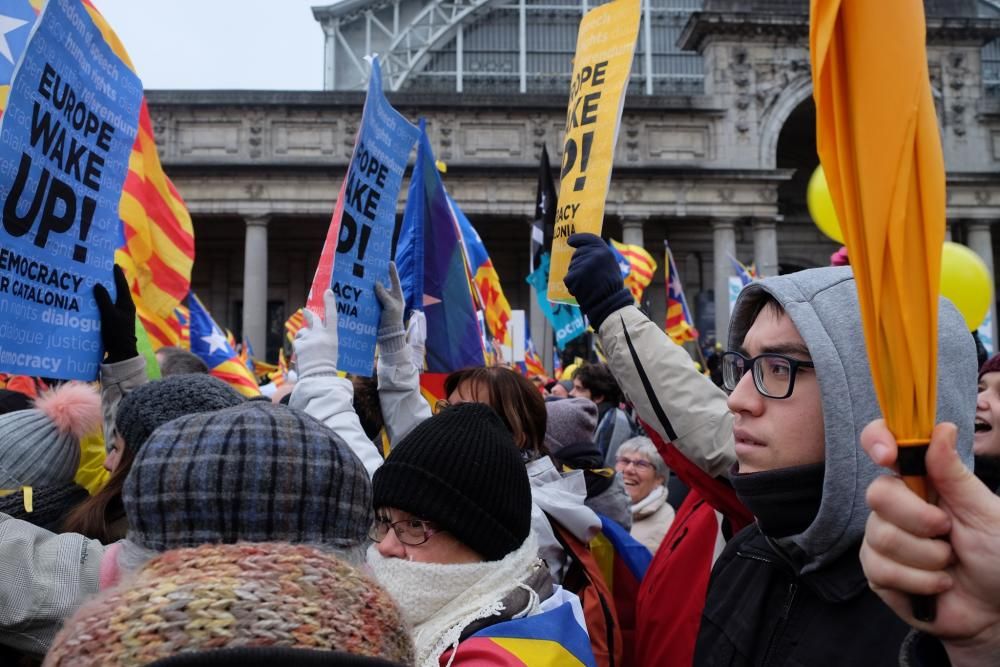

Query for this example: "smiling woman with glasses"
[614,436,674,554]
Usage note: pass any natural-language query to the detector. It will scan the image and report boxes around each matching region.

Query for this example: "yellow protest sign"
[547,0,640,303]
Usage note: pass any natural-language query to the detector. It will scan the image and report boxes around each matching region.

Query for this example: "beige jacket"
[597,306,736,479]
[629,486,675,554]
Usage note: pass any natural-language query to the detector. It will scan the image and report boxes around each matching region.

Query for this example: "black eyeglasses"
[721,351,815,400]
[369,517,440,546]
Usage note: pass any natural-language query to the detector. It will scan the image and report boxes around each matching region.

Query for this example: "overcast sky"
[93,0,328,90]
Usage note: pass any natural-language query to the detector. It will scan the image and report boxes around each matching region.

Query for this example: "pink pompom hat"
[0,382,101,488]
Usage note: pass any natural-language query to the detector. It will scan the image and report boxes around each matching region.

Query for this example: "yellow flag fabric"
[547,0,640,303]
[811,1,945,448]
[75,431,111,495]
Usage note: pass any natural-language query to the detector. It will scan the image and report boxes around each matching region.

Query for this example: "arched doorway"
[774,98,841,271]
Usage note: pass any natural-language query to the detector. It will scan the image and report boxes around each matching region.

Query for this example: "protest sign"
[0,0,142,380]
[307,57,419,376]
[547,0,640,303]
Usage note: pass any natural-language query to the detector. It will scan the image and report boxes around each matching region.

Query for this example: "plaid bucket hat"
[122,401,372,552]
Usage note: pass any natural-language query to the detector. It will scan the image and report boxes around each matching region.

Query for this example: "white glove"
[294,289,339,378]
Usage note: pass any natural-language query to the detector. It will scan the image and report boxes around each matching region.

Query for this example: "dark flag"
[531,144,558,271]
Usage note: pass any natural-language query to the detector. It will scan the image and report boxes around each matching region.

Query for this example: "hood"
[729,266,976,572]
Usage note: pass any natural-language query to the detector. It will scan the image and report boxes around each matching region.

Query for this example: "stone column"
[966,221,997,345]
[752,219,779,279]
[621,218,645,247]
[713,219,737,343]
[242,215,270,359]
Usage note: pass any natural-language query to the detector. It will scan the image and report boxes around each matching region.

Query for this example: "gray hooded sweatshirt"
[727,266,976,573]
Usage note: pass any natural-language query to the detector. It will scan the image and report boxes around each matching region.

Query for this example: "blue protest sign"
[0,0,142,380]
[526,252,587,350]
[307,57,419,376]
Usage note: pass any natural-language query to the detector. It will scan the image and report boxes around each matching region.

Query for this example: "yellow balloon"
[807,166,844,244]
[940,241,993,330]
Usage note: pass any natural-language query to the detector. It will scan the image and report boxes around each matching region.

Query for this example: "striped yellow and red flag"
[84,0,195,338]
[611,240,657,304]
[665,242,698,344]
[285,309,306,345]
[271,348,289,387]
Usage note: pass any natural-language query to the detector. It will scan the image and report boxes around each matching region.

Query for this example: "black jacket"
[694,525,910,666]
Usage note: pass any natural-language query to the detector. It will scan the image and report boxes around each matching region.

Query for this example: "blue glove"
[565,233,633,330]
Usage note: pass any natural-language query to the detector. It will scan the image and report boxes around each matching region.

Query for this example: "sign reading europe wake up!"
[0,0,142,380]
[307,57,419,376]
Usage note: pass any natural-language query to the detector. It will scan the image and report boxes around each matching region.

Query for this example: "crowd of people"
[0,238,997,666]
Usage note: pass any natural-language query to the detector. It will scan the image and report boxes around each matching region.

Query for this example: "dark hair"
[62,443,138,543]
[572,363,621,405]
[351,375,384,440]
[444,367,549,460]
[156,347,209,376]
[747,294,786,327]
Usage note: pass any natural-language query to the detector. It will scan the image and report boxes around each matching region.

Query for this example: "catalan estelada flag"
[611,240,657,304]
[665,241,698,344]
[453,196,513,348]
[729,255,757,287]
[445,592,597,666]
[0,1,40,115]
[187,294,260,397]
[519,319,547,379]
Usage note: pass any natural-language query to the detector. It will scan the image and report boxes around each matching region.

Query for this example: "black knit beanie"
[115,374,244,451]
[372,403,532,561]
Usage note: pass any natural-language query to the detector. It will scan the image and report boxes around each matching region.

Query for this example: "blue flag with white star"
[0,1,36,91]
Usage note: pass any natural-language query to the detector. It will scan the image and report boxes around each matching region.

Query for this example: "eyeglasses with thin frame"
[369,516,440,546]
[615,455,655,471]
[721,351,815,400]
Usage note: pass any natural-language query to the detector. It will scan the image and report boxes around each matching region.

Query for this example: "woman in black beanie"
[367,402,590,667]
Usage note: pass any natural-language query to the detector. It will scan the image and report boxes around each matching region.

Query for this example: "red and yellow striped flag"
[611,240,657,304]
[84,0,196,337]
[285,309,306,345]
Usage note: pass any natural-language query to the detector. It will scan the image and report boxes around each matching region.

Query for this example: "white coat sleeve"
[376,343,432,448]
[290,375,384,478]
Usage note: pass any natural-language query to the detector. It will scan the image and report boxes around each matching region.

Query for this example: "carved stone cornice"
[679,13,808,53]
[679,12,1000,53]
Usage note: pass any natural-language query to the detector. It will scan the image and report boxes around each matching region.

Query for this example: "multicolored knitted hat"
[123,401,372,552]
[0,382,101,488]
[43,542,415,667]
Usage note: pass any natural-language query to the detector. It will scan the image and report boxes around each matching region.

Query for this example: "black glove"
[94,264,138,364]
[564,233,633,330]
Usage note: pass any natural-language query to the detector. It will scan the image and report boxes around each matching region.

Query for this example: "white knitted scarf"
[367,534,541,667]
[630,484,666,518]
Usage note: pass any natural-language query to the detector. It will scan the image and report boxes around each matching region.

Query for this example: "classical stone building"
[147,0,1000,364]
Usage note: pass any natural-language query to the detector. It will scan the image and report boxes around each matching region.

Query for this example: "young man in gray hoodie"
[564,233,977,666]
